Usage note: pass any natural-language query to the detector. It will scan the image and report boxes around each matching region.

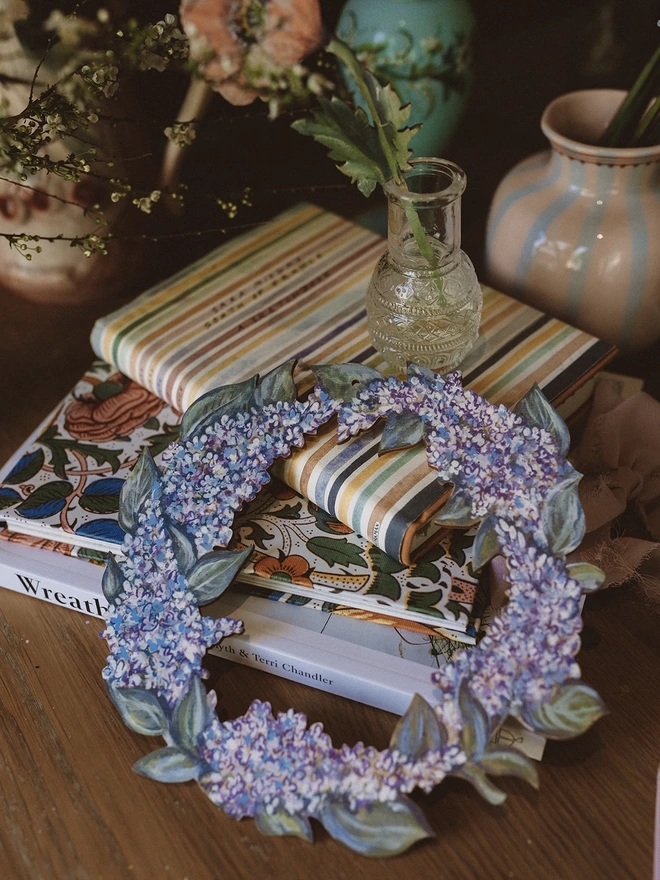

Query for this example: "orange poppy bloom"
[180,0,324,105]
[253,553,314,587]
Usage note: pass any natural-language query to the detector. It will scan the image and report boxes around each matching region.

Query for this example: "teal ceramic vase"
[336,0,475,158]
[486,90,660,351]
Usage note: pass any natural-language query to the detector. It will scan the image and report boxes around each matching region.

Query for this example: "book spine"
[208,628,436,716]
[0,552,109,619]
[0,548,432,714]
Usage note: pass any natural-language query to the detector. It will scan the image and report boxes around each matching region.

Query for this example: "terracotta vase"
[485,89,660,351]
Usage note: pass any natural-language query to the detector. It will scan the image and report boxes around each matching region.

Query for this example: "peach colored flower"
[64,374,164,442]
[179,0,324,105]
[253,553,313,586]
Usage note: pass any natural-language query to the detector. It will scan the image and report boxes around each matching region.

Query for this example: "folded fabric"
[569,375,660,603]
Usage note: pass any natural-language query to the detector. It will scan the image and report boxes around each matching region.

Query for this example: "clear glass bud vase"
[366,158,482,371]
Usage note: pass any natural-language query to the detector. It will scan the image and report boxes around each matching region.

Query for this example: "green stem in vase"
[599,43,660,147]
[327,38,444,296]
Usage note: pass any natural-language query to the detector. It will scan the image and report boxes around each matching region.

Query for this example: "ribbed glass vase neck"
[384,158,465,271]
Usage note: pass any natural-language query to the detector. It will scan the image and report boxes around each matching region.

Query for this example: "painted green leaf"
[93,380,123,401]
[408,558,441,581]
[519,682,607,740]
[255,808,314,842]
[143,417,160,431]
[566,561,606,593]
[186,546,252,605]
[369,546,407,574]
[318,795,433,857]
[513,383,571,457]
[542,475,586,555]
[292,97,387,196]
[133,746,201,783]
[167,519,197,576]
[310,363,382,404]
[0,486,23,508]
[118,449,160,534]
[180,376,257,441]
[479,747,539,789]
[405,588,445,619]
[171,676,210,751]
[447,528,476,567]
[252,360,297,407]
[365,571,400,601]
[458,679,491,757]
[307,536,369,569]
[390,692,448,757]
[454,763,507,806]
[366,70,420,171]
[434,490,480,528]
[472,514,501,570]
[240,518,274,549]
[102,554,125,603]
[272,501,303,520]
[106,684,168,736]
[14,480,72,519]
[3,448,45,485]
[146,423,181,459]
[379,410,424,455]
[79,477,123,515]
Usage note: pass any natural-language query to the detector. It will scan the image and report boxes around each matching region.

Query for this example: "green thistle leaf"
[292,97,388,196]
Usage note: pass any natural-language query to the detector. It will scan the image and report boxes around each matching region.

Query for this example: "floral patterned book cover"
[0,362,482,637]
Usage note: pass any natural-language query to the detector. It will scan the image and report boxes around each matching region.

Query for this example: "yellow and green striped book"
[91,203,615,563]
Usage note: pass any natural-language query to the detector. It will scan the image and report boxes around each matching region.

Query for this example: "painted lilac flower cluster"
[337,371,567,526]
[102,365,604,855]
[160,390,337,553]
[102,492,243,706]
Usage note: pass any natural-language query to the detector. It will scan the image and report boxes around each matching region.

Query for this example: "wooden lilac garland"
[101,363,607,858]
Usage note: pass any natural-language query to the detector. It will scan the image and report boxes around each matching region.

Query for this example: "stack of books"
[0,203,615,758]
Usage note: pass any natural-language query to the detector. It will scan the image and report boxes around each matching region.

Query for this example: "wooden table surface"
[1,2,659,877]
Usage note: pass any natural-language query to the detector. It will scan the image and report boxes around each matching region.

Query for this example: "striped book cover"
[91,203,615,563]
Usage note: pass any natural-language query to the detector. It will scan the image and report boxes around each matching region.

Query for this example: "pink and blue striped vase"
[486,90,660,351]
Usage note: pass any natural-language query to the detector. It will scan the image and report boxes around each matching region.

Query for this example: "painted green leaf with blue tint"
[379,410,424,454]
[180,376,257,441]
[3,449,45,485]
[118,449,160,534]
[566,561,606,593]
[167,519,197,576]
[255,808,314,842]
[472,514,501,570]
[434,489,480,528]
[458,679,491,757]
[542,474,586,555]
[133,746,202,783]
[252,360,297,407]
[390,692,447,757]
[318,795,433,857]
[310,363,382,404]
[106,684,168,736]
[171,676,210,751]
[102,554,125,603]
[14,480,72,519]
[186,546,252,605]
[479,747,539,789]
[454,763,507,806]
[513,383,571,457]
[519,682,607,740]
[365,572,400,601]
